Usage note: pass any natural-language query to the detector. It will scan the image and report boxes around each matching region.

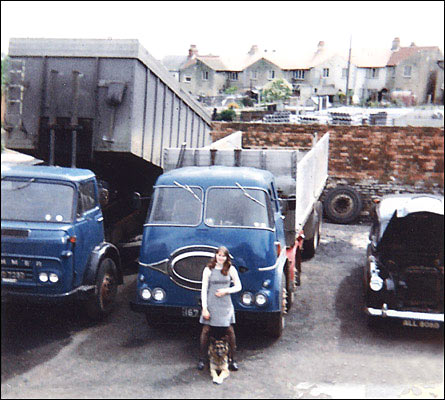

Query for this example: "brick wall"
[211,122,444,220]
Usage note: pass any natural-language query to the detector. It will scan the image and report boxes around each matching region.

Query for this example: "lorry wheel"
[85,258,118,320]
[267,272,286,338]
[324,186,362,224]
[302,217,321,260]
[285,264,294,311]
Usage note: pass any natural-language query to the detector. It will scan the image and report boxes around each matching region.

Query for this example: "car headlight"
[140,288,152,300]
[370,275,384,291]
[39,272,48,283]
[49,273,59,283]
[152,288,165,301]
[241,292,254,306]
[255,293,268,306]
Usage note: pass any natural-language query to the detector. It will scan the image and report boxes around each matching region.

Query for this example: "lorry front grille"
[167,246,218,291]
[403,266,444,311]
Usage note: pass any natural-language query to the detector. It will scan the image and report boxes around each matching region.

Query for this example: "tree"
[262,78,292,103]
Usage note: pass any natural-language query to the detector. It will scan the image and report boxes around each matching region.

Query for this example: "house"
[162,39,444,106]
[385,38,444,104]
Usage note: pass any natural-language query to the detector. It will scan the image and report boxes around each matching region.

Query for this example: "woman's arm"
[217,266,242,295]
[201,267,211,311]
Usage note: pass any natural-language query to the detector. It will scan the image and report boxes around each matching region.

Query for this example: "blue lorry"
[130,133,330,337]
[2,38,211,317]
[1,164,122,319]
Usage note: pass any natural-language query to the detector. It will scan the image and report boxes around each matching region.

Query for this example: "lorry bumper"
[1,285,96,304]
[130,300,281,325]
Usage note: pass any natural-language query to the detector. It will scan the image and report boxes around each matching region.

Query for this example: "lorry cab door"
[73,180,104,286]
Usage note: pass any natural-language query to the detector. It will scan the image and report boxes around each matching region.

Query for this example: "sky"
[1,1,444,60]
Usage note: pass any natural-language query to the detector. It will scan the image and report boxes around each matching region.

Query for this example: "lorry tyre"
[302,217,321,260]
[85,258,118,320]
[267,272,286,338]
[285,263,294,311]
[324,186,362,224]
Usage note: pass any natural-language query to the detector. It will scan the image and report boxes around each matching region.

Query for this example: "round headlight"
[152,288,165,301]
[241,292,253,306]
[370,275,384,291]
[141,288,152,300]
[255,293,268,306]
[39,272,48,282]
[49,273,59,283]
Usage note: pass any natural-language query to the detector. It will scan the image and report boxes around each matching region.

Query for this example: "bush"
[241,97,254,107]
[218,109,236,122]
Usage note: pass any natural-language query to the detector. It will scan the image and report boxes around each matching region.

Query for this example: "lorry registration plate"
[181,307,200,318]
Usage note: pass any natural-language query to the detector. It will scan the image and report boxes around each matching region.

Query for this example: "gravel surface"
[1,222,443,399]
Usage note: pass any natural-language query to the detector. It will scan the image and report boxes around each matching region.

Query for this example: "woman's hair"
[207,246,231,276]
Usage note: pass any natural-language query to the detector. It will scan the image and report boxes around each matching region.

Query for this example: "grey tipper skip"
[200,268,235,327]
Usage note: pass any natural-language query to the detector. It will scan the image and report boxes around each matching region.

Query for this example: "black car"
[364,193,444,329]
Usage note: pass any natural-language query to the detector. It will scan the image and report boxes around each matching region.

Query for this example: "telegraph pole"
[345,36,352,105]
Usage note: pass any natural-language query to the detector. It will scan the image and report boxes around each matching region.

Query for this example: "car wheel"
[324,186,362,224]
[85,258,118,320]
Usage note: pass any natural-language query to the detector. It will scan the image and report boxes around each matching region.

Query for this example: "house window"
[250,70,258,80]
[403,65,412,78]
[268,70,275,80]
[202,71,209,81]
[184,76,192,83]
[366,68,379,79]
[323,68,329,78]
[229,72,238,81]
[389,66,396,78]
[292,70,305,80]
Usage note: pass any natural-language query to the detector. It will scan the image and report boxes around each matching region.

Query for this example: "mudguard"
[83,242,123,286]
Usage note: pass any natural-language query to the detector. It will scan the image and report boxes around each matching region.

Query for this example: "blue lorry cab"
[1,165,122,318]
[131,166,289,335]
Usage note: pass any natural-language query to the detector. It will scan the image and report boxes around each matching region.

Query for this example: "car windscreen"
[1,179,75,223]
[205,187,274,229]
[146,185,203,226]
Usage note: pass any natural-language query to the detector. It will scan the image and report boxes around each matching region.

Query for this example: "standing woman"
[197,246,242,371]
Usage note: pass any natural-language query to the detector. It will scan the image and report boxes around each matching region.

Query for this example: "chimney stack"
[410,42,416,47]
[248,45,259,56]
[317,41,325,51]
[188,44,198,59]
[391,37,400,51]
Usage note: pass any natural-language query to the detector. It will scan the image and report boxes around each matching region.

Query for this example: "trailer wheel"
[324,186,362,224]
[85,258,118,320]
[267,272,286,338]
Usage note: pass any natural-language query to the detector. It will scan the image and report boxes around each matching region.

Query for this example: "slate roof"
[387,46,441,66]
[163,43,443,73]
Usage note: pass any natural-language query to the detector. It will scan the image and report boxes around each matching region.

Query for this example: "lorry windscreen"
[146,186,203,226]
[1,179,75,223]
[205,187,274,229]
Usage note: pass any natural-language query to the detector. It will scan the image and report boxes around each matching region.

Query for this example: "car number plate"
[402,319,441,329]
[181,307,200,318]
